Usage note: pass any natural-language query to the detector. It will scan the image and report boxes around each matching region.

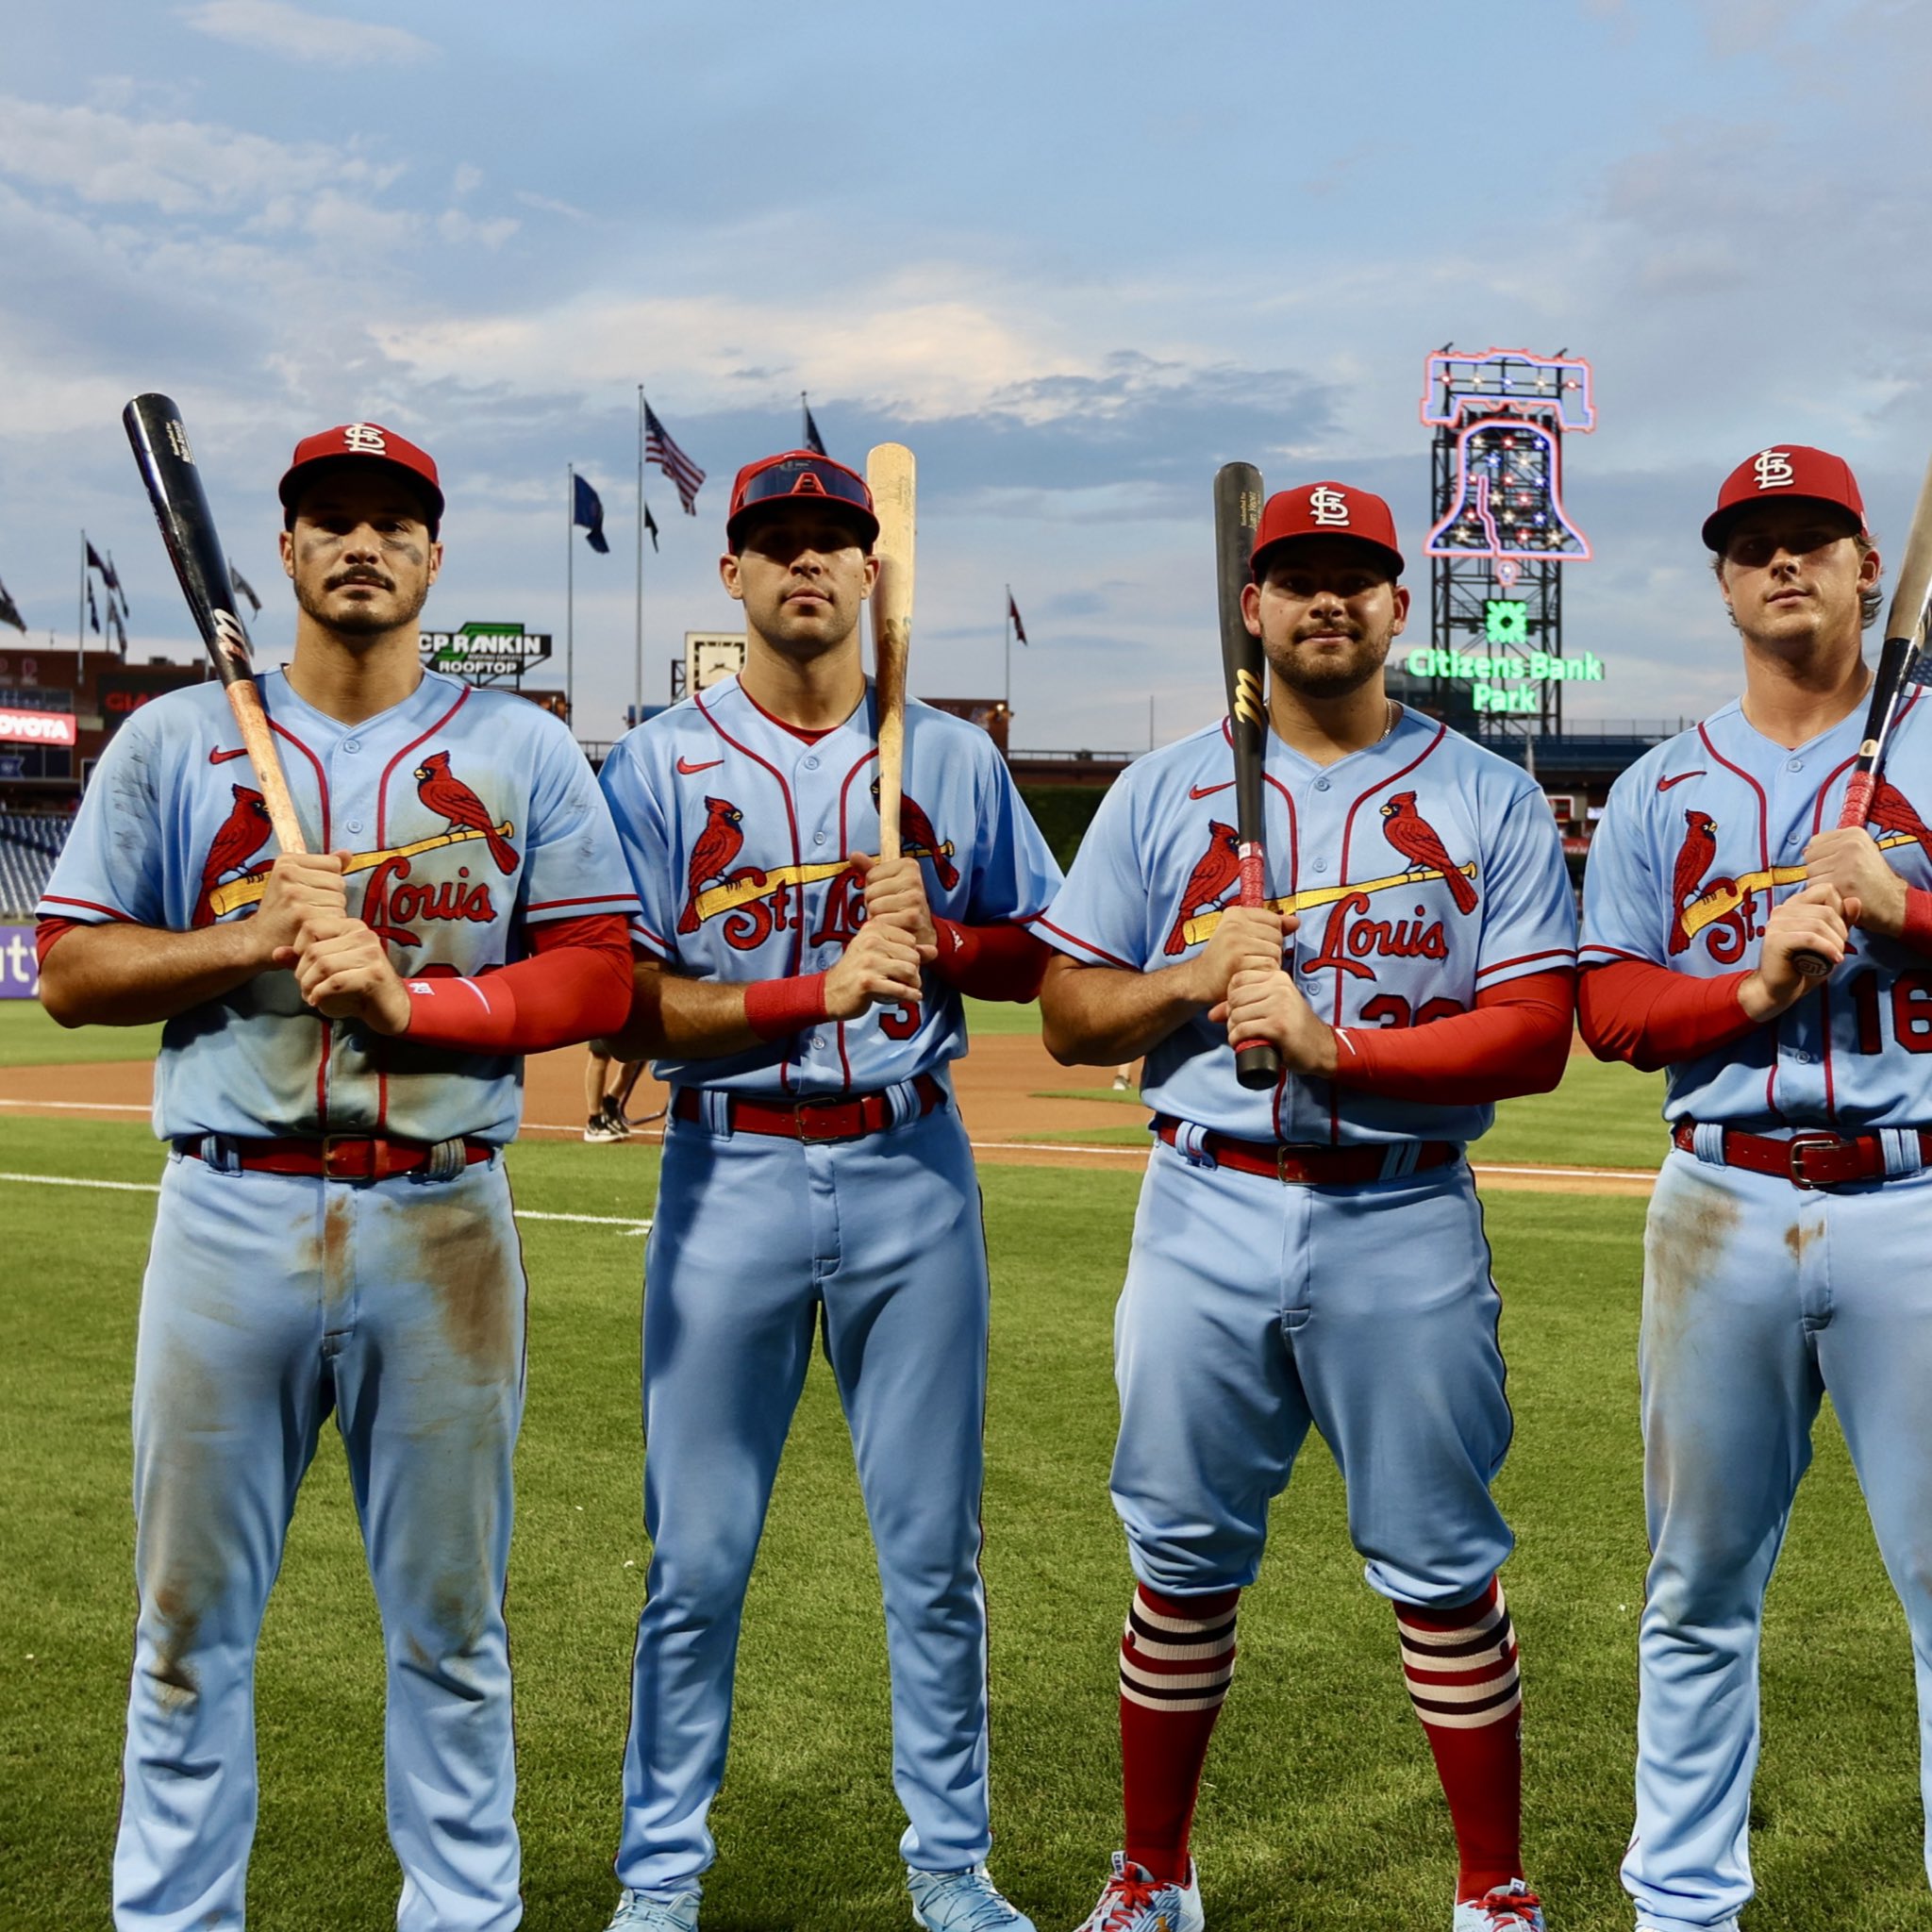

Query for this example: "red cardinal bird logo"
[871,779,960,890]
[1164,821,1241,956]
[680,795,747,934]
[1868,779,1932,864]
[1379,792,1478,915]
[1668,808,1718,956]
[413,750,519,874]
[193,784,274,927]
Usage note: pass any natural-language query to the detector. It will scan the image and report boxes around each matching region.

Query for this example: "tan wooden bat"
[866,442,916,861]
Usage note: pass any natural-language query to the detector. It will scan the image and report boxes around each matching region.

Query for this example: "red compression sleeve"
[742,973,831,1041]
[1330,969,1574,1105]
[929,920,1052,1002]
[1577,958,1756,1072]
[34,916,86,966]
[1902,888,1932,958]
[402,912,633,1053]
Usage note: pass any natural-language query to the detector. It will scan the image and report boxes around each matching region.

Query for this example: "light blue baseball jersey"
[40,666,638,1144]
[1580,693,1932,1131]
[596,675,1062,1093]
[1041,708,1576,1145]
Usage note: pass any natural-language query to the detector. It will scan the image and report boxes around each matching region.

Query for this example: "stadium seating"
[0,813,71,920]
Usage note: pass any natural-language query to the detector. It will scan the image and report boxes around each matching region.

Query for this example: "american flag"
[643,403,705,514]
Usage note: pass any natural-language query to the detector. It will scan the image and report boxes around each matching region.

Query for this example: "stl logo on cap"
[1752,449,1795,491]
[342,423,389,455]
[1308,486,1351,526]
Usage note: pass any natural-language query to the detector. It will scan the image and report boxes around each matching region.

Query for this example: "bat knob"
[1790,949,1834,982]
[1235,1040,1282,1091]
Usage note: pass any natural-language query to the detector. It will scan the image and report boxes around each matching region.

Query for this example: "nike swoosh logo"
[1656,770,1706,791]
[676,757,725,774]
[1189,781,1235,799]
[208,747,251,765]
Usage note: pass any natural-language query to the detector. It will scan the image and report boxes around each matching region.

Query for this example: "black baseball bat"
[123,393,306,854]
[1213,460,1281,1091]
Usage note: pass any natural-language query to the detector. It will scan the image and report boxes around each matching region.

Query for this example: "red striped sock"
[1118,1584,1239,1884]
[1394,1577,1524,1903]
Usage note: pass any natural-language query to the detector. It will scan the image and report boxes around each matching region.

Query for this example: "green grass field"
[3,1025,1925,1929]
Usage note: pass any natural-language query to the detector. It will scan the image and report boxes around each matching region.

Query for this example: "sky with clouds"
[4,0,1929,749]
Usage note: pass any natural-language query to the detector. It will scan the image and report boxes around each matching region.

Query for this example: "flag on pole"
[230,563,262,615]
[0,575,25,633]
[108,604,128,654]
[643,403,706,514]
[105,549,130,614]
[86,540,113,587]
[1008,590,1028,645]
[574,473,611,554]
[87,580,101,634]
[803,395,827,457]
[643,500,660,554]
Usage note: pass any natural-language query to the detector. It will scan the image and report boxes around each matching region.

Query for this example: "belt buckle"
[1274,1143,1303,1184]
[1786,1130,1846,1191]
[793,1099,848,1143]
[319,1134,366,1180]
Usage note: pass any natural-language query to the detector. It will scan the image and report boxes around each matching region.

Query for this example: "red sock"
[1394,1577,1524,1902]
[1119,1584,1239,1884]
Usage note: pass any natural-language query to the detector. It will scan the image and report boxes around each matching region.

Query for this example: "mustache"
[1291,620,1361,642]
[326,569,394,592]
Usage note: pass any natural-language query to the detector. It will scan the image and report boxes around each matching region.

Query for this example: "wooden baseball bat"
[867,441,916,862]
[123,394,307,855]
[1792,447,1932,977]
[1213,460,1282,1091]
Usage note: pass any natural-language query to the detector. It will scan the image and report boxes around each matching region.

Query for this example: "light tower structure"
[1417,347,1596,745]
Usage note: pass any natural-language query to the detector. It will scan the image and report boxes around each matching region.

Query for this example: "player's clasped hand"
[1801,826,1904,937]
[1743,880,1856,1016]
[1214,950,1339,1076]
[852,849,939,957]
[824,909,926,1020]
[288,917,415,1033]
[249,850,348,966]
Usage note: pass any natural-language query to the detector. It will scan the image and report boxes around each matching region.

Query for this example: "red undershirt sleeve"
[929,920,1052,1003]
[1330,968,1575,1104]
[1576,958,1757,1072]
[401,912,634,1054]
[1901,888,1932,958]
[34,915,86,966]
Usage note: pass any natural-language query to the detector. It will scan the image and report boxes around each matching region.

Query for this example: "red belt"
[175,1134,496,1181]
[1155,1117,1460,1186]
[1673,1121,1932,1191]
[673,1073,948,1144]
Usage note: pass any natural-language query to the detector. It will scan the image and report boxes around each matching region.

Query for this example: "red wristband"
[742,972,831,1041]
[1904,887,1932,958]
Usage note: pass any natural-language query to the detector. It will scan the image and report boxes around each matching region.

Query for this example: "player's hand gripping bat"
[123,394,307,855]
[867,442,916,862]
[1214,461,1283,1091]
[1791,447,1932,978]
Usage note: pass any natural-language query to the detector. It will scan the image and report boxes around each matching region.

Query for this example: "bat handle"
[1791,769,1880,978]
[1234,1040,1283,1091]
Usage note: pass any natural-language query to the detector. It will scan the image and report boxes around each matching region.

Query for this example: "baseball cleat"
[584,1114,620,1143]
[1071,1854,1203,1932]
[602,1889,700,1931]
[602,1097,632,1139]
[1452,1880,1544,1931]
[908,1862,1037,1932]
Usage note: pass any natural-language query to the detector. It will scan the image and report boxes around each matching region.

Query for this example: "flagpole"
[1004,583,1012,715]
[75,530,85,682]
[566,463,575,735]
[635,385,645,723]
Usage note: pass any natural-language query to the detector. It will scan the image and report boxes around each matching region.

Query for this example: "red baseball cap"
[1702,444,1866,553]
[726,449,878,548]
[1252,481,1404,578]
[278,422,444,531]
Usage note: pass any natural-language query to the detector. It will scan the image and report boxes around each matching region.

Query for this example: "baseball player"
[1037,483,1577,1932]
[1581,445,1932,1931]
[35,422,639,1932]
[592,450,1063,1932]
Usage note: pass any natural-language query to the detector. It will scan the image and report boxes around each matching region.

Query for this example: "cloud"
[178,0,435,66]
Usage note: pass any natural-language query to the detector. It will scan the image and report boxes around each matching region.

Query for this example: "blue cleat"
[602,1888,701,1932]
[908,1862,1038,1932]
[1071,1854,1203,1932]
[1453,1880,1544,1931]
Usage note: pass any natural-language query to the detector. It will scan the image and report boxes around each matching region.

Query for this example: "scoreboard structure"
[1418,347,1597,739]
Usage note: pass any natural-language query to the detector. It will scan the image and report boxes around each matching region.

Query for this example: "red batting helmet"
[726,450,879,549]
[1252,481,1404,579]
[1702,445,1867,553]
[278,422,444,533]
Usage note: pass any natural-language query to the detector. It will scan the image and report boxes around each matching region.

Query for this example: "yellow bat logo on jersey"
[1177,859,1479,950]
[205,820,514,919]
[1676,829,1917,943]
